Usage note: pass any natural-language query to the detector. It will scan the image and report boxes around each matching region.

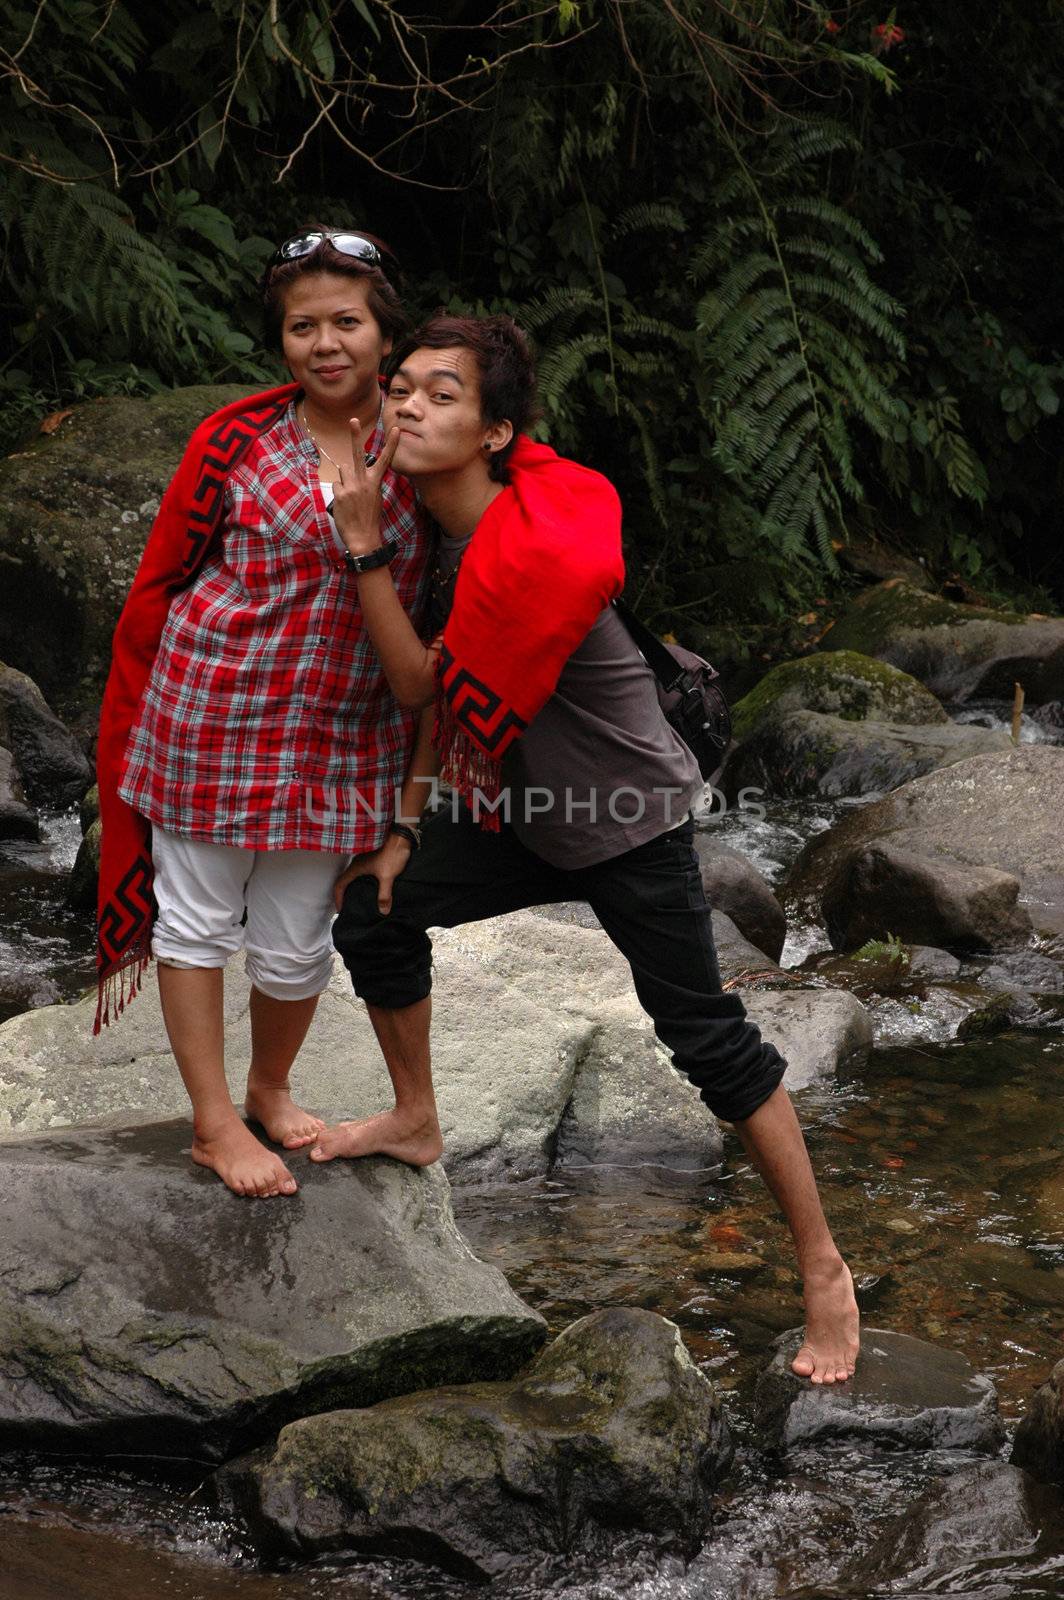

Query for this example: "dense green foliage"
[3,2,1063,651]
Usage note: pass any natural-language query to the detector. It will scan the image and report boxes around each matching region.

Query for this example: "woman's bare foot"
[309,1109,443,1167]
[244,1076,326,1149]
[191,1114,298,1198]
[792,1254,861,1384]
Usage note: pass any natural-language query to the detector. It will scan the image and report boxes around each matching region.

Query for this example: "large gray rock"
[0,745,38,841]
[821,580,1064,703]
[554,1021,724,1171]
[0,660,92,808]
[0,385,248,725]
[740,989,873,1092]
[213,1308,732,1579]
[854,1462,1064,1590]
[729,650,948,744]
[1012,1358,1064,1484]
[822,841,1032,953]
[784,748,1064,939]
[0,911,870,1173]
[694,838,786,961]
[756,1327,1005,1455]
[0,1118,545,1462]
[721,709,1010,801]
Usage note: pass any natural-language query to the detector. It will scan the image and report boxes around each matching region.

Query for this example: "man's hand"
[331,419,401,557]
[334,831,412,915]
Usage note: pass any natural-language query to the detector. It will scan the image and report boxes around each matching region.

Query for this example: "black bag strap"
[612,596,686,692]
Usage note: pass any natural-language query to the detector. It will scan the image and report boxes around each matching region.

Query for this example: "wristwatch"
[343,540,397,574]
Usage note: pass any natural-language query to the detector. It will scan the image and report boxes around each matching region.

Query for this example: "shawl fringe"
[434,691,505,832]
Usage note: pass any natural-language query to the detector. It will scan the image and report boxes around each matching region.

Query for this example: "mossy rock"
[721,708,1009,802]
[821,581,1064,704]
[730,650,947,745]
[0,386,250,726]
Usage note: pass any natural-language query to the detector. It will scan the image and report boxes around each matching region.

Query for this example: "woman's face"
[280,272,391,415]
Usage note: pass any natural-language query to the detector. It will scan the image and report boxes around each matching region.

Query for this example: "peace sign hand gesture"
[330,416,401,559]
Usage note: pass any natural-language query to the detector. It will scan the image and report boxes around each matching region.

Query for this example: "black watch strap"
[343,540,397,574]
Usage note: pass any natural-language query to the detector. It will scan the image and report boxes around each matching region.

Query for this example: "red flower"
[824,17,841,33]
[872,21,906,50]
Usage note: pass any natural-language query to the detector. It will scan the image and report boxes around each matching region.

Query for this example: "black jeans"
[332,809,787,1123]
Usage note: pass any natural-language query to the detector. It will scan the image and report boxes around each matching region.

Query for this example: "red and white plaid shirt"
[119,402,429,853]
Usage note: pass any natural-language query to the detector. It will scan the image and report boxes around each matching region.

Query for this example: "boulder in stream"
[0,745,39,842]
[0,660,92,809]
[0,910,872,1174]
[822,841,1032,953]
[821,580,1064,703]
[784,747,1064,940]
[756,1328,1005,1454]
[694,839,786,962]
[729,650,948,743]
[1012,1358,1064,1484]
[852,1460,1064,1591]
[213,1307,732,1580]
[0,1118,545,1462]
[721,708,1009,802]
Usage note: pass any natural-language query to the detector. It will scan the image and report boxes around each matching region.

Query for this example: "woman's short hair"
[388,313,539,482]
[262,228,408,343]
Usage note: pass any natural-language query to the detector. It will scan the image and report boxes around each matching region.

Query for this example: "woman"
[94,229,429,1199]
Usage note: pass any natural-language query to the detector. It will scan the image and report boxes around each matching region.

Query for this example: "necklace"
[299,401,345,475]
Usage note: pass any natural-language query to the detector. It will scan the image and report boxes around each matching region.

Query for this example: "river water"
[2,723,1064,1597]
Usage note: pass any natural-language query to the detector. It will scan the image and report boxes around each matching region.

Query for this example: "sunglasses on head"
[270,230,384,270]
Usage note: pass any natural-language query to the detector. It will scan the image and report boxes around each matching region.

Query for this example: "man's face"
[384,346,507,478]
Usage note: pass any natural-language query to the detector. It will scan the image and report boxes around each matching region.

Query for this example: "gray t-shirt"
[435,529,703,868]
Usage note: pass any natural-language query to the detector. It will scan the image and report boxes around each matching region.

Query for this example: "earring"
[482,442,493,452]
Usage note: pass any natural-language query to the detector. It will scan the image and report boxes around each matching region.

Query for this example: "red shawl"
[94,383,299,1032]
[435,436,624,824]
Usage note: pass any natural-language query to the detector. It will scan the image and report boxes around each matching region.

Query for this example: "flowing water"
[3,726,1064,1597]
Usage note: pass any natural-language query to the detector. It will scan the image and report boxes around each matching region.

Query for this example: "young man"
[314,314,860,1385]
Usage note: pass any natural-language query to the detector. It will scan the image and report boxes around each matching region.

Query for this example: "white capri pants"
[151,828,349,1002]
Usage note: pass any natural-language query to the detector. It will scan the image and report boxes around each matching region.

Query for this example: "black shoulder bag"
[612,597,732,779]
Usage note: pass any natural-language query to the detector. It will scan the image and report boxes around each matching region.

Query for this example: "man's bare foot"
[792,1254,860,1384]
[309,1109,443,1167]
[191,1114,298,1198]
[244,1076,326,1150]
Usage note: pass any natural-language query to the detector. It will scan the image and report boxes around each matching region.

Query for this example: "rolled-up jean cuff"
[245,947,335,1003]
[703,1054,788,1123]
[153,943,231,970]
[344,963,433,1010]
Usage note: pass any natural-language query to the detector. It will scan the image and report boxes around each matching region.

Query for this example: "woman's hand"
[330,419,401,558]
[334,831,412,915]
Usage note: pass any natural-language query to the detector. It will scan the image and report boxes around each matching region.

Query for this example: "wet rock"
[756,1327,1005,1454]
[797,943,915,999]
[855,1461,1064,1588]
[0,385,248,723]
[79,781,99,833]
[66,817,101,910]
[0,1117,545,1462]
[710,909,787,981]
[907,944,963,980]
[0,746,39,841]
[213,1308,731,1579]
[822,842,1032,953]
[694,838,787,961]
[729,650,947,744]
[784,749,1064,940]
[554,1021,724,1171]
[955,990,1020,1039]
[972,949,1064,993]
[1031,700,1064,733]
[1012,1359,1064,1483]
[721,709,1009,802]
[0,661,92,808]
[741,988,873,1093]
[821,580,1064,703]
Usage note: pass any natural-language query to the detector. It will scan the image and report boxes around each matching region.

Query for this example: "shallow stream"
[3,711,1064,1596]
